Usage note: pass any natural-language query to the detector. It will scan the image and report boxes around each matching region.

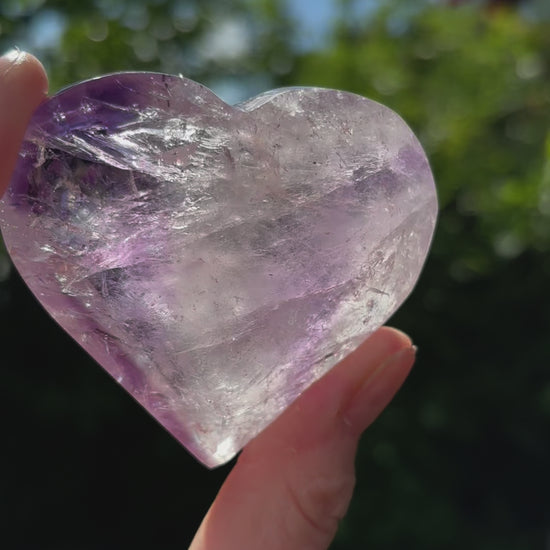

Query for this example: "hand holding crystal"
[0,51,417,550]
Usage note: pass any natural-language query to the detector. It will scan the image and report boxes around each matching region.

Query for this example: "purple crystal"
[0,73,437,467]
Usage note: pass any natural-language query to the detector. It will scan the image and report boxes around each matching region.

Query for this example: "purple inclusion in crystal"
[0,73,437,467]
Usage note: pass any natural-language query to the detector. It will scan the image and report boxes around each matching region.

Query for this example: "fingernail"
[343,345,416,434]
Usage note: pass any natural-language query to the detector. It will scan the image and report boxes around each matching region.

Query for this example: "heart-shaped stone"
[0,73,437,466]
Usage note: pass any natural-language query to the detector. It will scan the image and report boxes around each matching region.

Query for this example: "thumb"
[190,327,415,550]
[0,50,48,197]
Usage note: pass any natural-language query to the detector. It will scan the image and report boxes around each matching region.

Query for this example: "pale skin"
[0,50,416,550]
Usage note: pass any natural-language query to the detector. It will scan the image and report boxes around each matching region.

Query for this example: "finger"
[0,50,48,197]
[190,327,415,550]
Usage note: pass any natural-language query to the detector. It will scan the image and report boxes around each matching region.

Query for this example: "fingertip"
[0,49,48,94]
[0,50,49,197]
[370,325,413,353]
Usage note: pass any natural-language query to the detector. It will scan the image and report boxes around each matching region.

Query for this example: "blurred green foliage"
[1,1,549,549]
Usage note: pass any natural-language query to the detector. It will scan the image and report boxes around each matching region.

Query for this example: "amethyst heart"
[0,73,437,466]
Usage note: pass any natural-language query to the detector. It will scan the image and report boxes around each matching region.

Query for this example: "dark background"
[1,0,550,548]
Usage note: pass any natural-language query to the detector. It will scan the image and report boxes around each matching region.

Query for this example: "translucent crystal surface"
[0,73,437,466]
